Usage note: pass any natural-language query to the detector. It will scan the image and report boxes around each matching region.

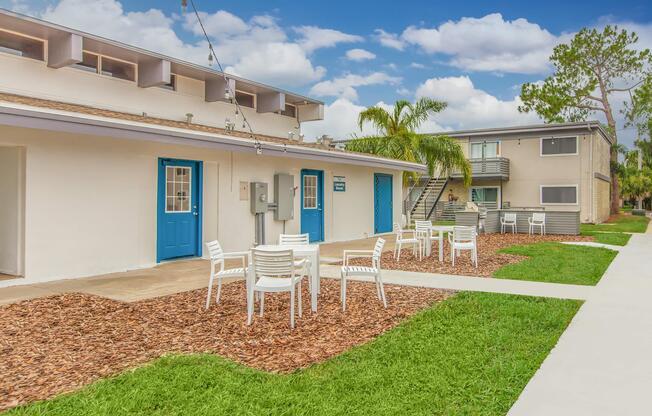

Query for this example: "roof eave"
[0,104,424,172]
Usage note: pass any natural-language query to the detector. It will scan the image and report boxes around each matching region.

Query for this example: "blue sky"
[3,0,652,145]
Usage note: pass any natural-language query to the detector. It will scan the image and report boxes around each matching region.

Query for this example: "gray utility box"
[250,182,268,214]
[274,173,294,220]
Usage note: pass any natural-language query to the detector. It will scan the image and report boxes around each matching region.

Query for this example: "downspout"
[588,124,594,223]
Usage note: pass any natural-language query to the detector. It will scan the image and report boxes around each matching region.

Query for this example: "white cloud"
[396,87,411,96]
[345,48,376,61]
[410,62,427,69]
[309,72,401,101]
[374,29,406,50]
[301,98,371,140]
[225,43,326,87]
[30,0,334,87]
[415,75,541,131]
[401,13,566,74]
[293,26,363,53]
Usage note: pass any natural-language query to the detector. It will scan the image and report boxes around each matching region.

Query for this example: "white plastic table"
[426,225,455,261]
[250,244,320,312]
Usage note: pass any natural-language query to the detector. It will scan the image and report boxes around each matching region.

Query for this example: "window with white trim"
[541,185,577,204]
[165,166,192,212]
[303,175,318,209]
[0,29,44,61]
[541,137,577,155]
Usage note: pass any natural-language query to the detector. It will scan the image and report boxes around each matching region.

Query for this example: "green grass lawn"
[7,293,581,416]
[494,242,617,285]
[580,214,649,234]
[580,230,631,246]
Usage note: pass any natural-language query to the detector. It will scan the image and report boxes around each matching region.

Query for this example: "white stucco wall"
[0,126,403,285]
[0,53,300,139]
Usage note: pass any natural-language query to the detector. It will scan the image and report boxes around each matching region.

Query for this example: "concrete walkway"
[560,241,623,251]
[321,265,593,300]
[508,229,652,415]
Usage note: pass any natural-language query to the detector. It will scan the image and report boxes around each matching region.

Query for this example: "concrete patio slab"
[508,230,652,416]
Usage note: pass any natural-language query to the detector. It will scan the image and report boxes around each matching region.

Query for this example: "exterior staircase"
[408,177,448,223]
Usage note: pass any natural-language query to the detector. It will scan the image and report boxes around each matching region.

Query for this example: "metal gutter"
[432,121,613,145]
[0,104,426,172]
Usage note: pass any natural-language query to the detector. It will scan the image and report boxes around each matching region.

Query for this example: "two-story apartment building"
[436,122,612,224]
[0,10,422,286]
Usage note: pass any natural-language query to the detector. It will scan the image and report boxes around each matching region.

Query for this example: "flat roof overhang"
[0,9,323,107]
[0,103,426,173]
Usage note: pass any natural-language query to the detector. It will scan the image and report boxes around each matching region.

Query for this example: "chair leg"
[377,272,387,308]
[298,281,303,318]
[205,270,214,310]
[396,242,402,261]
[247,289,255,325]
[451,245,455,267]
[259,292,265,317]
[290,287,295,329]
[341,274,347,311]
[216,278,222,304]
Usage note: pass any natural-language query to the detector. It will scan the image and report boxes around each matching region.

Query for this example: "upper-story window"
[470,141,499,159]
[71,52,136,82]
[72,52,99,73]
[541,136,578,156]
[0,29,44,61]
[281,103,296,118]
[235,90,255,109]
[101,56,135,81]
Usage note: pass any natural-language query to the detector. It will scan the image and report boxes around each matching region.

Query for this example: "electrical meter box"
[274,173,294,220]
[250,182,268,214]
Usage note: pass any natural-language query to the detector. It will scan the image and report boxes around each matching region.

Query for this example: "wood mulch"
[0,280,451,411]
[350,233,594,277]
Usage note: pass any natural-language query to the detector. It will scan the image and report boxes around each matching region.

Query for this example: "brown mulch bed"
[0,280,451,411]
[350,233,594,277]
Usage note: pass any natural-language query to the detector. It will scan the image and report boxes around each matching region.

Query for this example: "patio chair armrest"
[223,251,249,268]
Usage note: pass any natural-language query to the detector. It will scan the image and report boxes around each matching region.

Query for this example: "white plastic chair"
[528,213,546,235]
[415,220,442,257]
[501,212,518,234]
[447,226,478,268]
[278,233,310,245]
[248,248,309,329]
[340,238,387,311]
[393,223,421,261]
[205,240,249,309]
[278,233,312,291]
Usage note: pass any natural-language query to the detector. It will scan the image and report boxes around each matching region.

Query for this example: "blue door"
[300,169,324,242]
[374,173,393,234]
[157,158,203,262]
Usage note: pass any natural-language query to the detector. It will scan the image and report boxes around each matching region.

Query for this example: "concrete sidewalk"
[320,265,593,300]
[508,230,652,415]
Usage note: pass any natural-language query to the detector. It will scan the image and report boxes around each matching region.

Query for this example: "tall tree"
[519,26,651,214]
[345,98,471,186]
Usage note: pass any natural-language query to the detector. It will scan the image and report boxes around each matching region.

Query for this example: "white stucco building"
[0,10,422,286]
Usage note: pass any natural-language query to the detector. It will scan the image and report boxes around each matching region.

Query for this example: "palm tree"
[345,98,471,186]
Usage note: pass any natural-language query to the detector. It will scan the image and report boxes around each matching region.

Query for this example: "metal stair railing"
[403,175,431,215]
[419,178,448,221]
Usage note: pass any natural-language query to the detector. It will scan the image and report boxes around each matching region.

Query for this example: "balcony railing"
[451,157,510,180]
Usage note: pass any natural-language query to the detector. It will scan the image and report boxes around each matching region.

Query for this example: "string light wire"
[187,0,263,153]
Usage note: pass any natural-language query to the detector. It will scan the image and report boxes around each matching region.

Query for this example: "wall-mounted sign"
[333,175,346,192]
